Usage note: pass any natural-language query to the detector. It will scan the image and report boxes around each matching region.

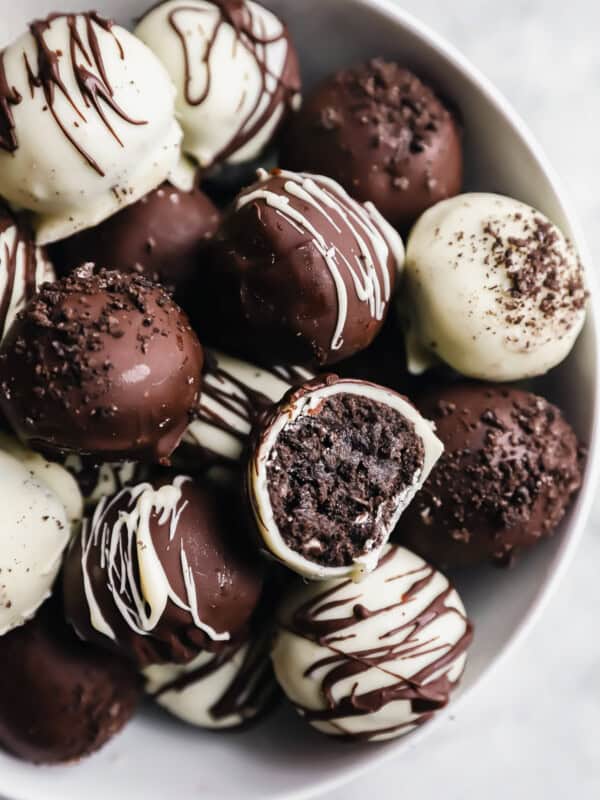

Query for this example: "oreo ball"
[49,182,220,307]
[63,474,264,668]
[395,383,583,568]
[195,168,404,366]
[280,59,463,230]
[0,596,140,765]
[0,266,204,463]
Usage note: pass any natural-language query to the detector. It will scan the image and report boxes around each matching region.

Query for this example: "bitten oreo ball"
[401,193,587,381]
[396,384,583,568]
[247,376,443,580]
[196,169,404,366]
[0,266,203,463]
[63,475,264,667]
[280,59,463,230]
[272,544,472,742]
[0,596,140,765]
[49,182,220,305]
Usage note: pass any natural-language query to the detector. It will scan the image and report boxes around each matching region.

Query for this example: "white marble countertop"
[328,1,600,798]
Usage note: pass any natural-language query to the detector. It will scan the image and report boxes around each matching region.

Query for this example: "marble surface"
[328,1,600,798]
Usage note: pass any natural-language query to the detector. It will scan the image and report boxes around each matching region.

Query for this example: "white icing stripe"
[238,170,403,352]
[81,476,230,643]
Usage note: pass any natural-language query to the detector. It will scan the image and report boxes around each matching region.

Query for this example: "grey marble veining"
[328,1,600,798]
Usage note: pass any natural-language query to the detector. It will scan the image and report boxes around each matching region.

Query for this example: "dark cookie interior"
[266,393,425,566]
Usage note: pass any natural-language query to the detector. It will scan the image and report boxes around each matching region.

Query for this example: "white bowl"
[1,1,599,799]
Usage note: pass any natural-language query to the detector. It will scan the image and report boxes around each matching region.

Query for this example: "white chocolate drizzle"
[238,170,404,352]
[81,475,230,643]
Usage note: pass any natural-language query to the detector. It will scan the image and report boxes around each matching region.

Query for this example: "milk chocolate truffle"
[64,475,264,667]
[49,182,220,304]
[196,169,404,366]
[401,194,587,381]
[280,59,462,230]
[0,204,55,343]
[179,349,312,469]
[144,627,277,729]
[0,266,204,463]
[135,0,301,172]
[396,384,583,568]
[272,544,472,742]
[0,596,140,765]
[247,376,443,580]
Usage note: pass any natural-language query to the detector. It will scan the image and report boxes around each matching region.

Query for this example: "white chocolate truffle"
[272,544,472,742]
[135,0,300,170]
[248,377,443,581]
[0,13,183,244]
[0,450,70,635]
[181,349,312,466]
[0,433,83,529]
[402,193,587,381]
[144,634,276,729]
[0,210,55,341]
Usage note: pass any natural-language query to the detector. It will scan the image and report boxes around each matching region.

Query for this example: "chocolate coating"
[0,596,140,765]
[49,182,220,305]
[195,169,403,366]
[280,59,463,230]
[396,384,583,568]
[0,267,203,463]
[63,474,264,668]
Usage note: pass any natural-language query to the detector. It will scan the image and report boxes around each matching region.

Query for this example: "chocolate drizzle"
[182,349,312,466]
[166,0,299,165]
[278,546,472,741]
[0,52,21,153]
[0,205,49,340]
[11,13,146,174]
[152,633,277,727]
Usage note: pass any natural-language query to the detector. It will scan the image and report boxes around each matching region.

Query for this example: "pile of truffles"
[0,0,587,766]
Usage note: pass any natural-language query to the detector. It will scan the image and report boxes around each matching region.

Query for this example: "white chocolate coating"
[402,193,587,381]
[272,544,471,742]
[182,349,312,465]
[0,14,182,244]
[0,219,54,341]
[144,634,275,729]
[135,0,299,169]
[0,450,70,635]
[248,379,443,581]
[0,433,83,529]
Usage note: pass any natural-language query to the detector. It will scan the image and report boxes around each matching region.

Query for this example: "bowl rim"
[279,1,600,797]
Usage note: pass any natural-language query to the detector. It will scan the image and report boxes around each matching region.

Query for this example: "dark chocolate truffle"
[280,59,463,230]
[0,266,203,463]
[63,474,264,668]
[247,376,443,579]
[49,182,220,305]
[195,168,404,366]
[0,596,140,765]
[396,384,583,568]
